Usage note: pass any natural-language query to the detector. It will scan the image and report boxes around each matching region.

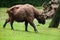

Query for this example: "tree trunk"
[49,5,60,28]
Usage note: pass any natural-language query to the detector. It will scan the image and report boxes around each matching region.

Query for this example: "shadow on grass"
[14,29,60,37]
[2,27,60,37]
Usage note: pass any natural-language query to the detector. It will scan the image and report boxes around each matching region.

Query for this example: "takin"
[3,4,46,32]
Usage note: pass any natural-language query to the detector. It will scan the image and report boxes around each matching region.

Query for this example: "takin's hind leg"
[3,18,10,28]
[10,19,14,30]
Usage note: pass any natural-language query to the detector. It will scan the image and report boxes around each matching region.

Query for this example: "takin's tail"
[6,7,19,17]
[6,8,15,17]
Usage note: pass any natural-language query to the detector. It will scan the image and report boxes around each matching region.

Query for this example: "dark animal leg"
[25,21,28,31]
[10,20,14,30]
[29,22,38,32]
[3,18,10,28]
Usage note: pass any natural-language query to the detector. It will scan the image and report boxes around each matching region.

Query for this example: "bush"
[0,0,46,7]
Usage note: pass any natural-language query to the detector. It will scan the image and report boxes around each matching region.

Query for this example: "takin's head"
[37,14,46,24]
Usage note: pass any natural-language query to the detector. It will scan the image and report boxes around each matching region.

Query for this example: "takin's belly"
[13,14,26,22]
[14,19,25,22]
[13,17,26,22]
[14,18,25,22]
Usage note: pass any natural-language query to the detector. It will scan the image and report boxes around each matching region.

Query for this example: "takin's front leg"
[28,17,38,32]
[3,18,10,28]
[25,21,28,32]
[29,21,38,32]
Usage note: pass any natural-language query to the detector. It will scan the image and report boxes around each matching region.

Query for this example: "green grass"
[0,7,60,40]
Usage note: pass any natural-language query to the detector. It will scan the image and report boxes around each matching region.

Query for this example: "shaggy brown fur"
[3,4,46,32]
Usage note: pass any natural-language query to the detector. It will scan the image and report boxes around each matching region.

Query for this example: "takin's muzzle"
[37,15,46,24]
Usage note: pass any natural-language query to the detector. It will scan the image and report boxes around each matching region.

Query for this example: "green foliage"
[0,0,46,7]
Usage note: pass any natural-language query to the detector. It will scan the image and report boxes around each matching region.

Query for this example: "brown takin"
[3,4,46,32]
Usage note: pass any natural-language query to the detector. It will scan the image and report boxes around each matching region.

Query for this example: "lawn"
[0,7,60,40]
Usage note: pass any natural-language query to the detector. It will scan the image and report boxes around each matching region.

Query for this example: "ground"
[0,7,60,40]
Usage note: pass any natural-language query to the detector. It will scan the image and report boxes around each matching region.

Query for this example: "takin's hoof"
[25,30,29,32]
[35,30,38,33]
[11,29,14,30]
[3,26,5,28]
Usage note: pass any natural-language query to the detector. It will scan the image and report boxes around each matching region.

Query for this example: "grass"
[0,7,60,40]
